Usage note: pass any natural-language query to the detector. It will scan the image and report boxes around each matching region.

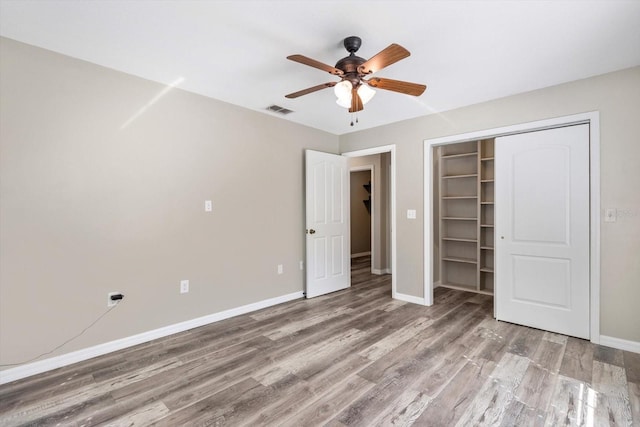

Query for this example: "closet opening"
[433,139,495,298]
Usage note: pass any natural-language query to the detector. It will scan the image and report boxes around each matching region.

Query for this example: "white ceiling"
[1,1,639,135]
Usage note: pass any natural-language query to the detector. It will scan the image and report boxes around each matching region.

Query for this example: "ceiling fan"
[285,36,426,116]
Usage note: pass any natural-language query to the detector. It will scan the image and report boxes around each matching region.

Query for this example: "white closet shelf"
[441,152,478,159]
[442,174,478,179]
[442,256,477,264]
[443,196,478,199]
[439,282,494,295]
[443,217,478,221]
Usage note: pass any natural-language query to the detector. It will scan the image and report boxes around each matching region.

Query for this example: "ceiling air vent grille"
[266,105,294,115]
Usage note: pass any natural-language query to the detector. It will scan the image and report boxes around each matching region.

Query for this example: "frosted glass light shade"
[358,84,376,104]
[334,80,352,99]
[336,97,352,108]
[334,80,352,108]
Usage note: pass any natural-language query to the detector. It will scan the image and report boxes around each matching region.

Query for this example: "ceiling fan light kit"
[334,80,376,108]
[286,36,426,125]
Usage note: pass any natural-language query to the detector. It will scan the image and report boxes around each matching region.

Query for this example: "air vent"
[266,105,294,115]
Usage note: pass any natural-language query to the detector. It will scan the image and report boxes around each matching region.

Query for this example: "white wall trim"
[372,268,392,275]
[0,291,304,385]
[394,292,426,306]
[342,145,397,300]
[588,114,601,344]
[423,139,435,306]
[423,111,601,342]
[600,335,640,354]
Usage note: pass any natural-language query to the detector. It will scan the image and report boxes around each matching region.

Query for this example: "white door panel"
[511,255,570,308]
[306,150,350,298]
[496,124,589,339]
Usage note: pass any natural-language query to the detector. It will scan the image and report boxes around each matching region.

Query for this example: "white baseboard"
[394,292,426,306]
[372,268,391,275]
[351,252,371,258]
[0,291,304,385]
[599,335,640,354]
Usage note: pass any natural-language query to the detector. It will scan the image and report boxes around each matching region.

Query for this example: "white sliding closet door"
[495,124,590,339]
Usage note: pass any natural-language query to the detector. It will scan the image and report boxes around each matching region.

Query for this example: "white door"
[495,124,590,339]
[305,150,351,298]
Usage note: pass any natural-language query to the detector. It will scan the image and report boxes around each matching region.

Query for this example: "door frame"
[342,145,397,299]
[350,165,375,272]
[423,112,601,343]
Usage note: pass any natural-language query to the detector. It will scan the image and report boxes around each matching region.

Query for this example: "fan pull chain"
[350,113,360,127]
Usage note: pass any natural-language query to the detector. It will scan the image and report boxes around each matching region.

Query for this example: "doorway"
[343,145,397,298]
[423,112,601,342]
[350,167,373,262]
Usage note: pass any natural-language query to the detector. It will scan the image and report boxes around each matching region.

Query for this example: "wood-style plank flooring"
[1,256,639,426]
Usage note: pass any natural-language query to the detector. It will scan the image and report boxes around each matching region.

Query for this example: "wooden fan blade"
[285,82,337,99]
[366,77,426,96]
[287,55,344,76]
[358,44,410,74]
[349,88,364,113]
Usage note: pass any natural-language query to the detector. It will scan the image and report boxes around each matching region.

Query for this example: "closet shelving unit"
[438,139,495,295]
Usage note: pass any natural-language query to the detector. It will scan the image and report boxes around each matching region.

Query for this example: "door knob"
[309,229,316,234]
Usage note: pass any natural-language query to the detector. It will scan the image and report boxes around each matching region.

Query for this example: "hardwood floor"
[1,256,638,426]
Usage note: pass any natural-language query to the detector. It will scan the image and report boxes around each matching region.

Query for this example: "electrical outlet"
[107,291,123,307]
[180,279,189,294]
[299,260,304,270]
[277,264,283,275]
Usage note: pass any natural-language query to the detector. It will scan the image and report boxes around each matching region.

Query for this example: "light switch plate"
[180,280,189,293]
[407,209,417,219]
[204,200,212,212]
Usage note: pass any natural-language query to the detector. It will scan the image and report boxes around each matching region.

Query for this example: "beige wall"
[340,66,640,343]
[0,38,338,366]
[350,170,371,255]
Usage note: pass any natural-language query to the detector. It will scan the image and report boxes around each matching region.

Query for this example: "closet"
[429,119,593,339]
[437,139,494,295]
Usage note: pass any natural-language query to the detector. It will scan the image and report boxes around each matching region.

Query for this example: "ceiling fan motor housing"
[343,36,362,53]
[336,36,366,86]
